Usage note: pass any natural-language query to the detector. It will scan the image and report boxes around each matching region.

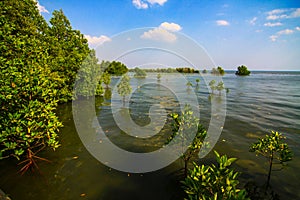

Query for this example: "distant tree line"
[127,65,251,76]
[129,67,200,73]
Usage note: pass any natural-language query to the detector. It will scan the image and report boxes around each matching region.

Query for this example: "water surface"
[1,71,299,199]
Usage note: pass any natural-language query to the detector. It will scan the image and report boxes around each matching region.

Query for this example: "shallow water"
[1,71,300,199]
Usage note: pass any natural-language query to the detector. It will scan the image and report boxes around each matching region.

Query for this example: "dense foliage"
[250,131,292,188]
[235,65,251,76]
[0,0,62,160]
[105,61,128,76]
[47,9,90,102]
[101,71,111,89]
[182,151,249,200]
[0,0,97,163]
[176,67,199,73]
[74,50,103,97]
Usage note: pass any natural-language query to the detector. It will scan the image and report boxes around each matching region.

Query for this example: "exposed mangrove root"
[18,148,51,175]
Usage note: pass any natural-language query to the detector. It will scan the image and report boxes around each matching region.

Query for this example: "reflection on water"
[1,72,300,199]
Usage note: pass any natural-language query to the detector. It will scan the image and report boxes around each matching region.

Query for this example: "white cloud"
[264,22,282,27]
[147,0,167,6]
[132,0,148,9]
[159,22,182,32]
[141,28,177,43]
[266,8,300,20]
[270,35,278,42]
[249,17,257,25]
[36,1,49,13]
[277,29,294,35]
[132,0,167,9]
[216,20,230,26]
[267,9,287,15]
[84,35,111,48]
[269,29,294,42]
[140,22,182,43]
[296,27,300,31]
[290,8,300,18]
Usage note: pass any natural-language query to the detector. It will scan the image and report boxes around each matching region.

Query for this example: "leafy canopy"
[0,0,62,160]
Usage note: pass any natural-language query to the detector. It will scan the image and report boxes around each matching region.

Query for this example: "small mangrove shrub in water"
[182,151,249,200]
[250,130,293,189]
[167,105,207,177]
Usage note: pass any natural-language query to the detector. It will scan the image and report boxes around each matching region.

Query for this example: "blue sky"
[38,0,300,70]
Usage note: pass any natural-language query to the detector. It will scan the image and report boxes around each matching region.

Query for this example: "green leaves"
[74,50,103,97]
[235,65,251,76]
[249,130,293,188]
[168,105,207,177]
[102,71,111,89]
[250,130,293,163]
[182,152,249,200]
[47,9,90,102]
[105,61,128,76]
[133,67,147,78]
[0,0,66,161]
[211,66,225,76]
[117,74,132,105]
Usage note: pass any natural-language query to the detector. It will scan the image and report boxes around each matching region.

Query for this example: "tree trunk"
[184,159,188,178]
[266,151,273,190]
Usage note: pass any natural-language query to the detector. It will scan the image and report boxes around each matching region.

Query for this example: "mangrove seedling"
[182,151,249,200]
[250,130,293,189]
[168,105,207,177]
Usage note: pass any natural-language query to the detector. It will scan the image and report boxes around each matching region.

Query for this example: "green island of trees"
[211,66,225,76]
[104,61,128,76]
[236,65,251,76]
[176,67,200,73]
[129,67,199,73]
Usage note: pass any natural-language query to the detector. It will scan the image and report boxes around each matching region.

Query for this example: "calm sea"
[0,71,299,199]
